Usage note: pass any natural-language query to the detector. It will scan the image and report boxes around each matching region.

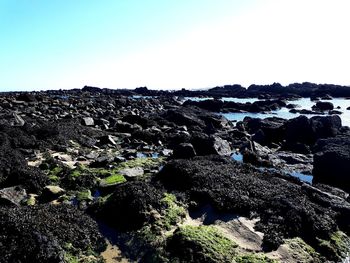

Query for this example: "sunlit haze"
[1,0,349,91]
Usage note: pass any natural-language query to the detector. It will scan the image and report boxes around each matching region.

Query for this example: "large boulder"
[313,136,350,192]
[191,133,231,156]
[313,101,334,111]
[285,116,315,145]
[244,117,286,145]
[284,115,342,146]
[310,115,342,139]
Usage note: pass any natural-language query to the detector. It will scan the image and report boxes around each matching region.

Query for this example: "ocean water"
[185,97,260,104]
[186,97,350,127]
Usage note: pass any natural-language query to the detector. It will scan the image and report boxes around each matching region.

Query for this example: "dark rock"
[97,135,117,146]
[122,114,156,129]
[242,150,271,167]
[82,85,102,93]
[40,185,65,202]
[313,136,350,192]
[91,181,164,231]
[329,110,342,115]
[284,115,341,146]
[183,99,224,111]
[0,204,106,263]
[244,117,286,145]
[173,143,196,159]
[16,93,37,102]
[286,103,298,109]
[191,134,231,156]
[285,116,315,145]
[163,108,205,129]
[289,109,322,115]
[281,141,311,154]
[89,155,113,168]
[114,121,142,133]
[321,94,333,100]
[310,115,342,139]
[313,101,334,111]
[157,156,345,252]
[252,129,266,145]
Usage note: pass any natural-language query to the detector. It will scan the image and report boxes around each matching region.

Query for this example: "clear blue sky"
[0,0,349,91]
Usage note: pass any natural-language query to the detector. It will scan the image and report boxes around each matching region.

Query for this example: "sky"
[0,0,349,91]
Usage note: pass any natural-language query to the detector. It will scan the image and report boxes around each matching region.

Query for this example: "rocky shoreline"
[1,85,350,262]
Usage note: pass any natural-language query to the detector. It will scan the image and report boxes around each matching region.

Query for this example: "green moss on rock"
[70,169,82,178]
[284,237,323,263]
[49,166,63,177]
[116,157,163,170]
[26,194,37,206]
[48,175,60,184]
[99,174,126,186]
[235,254,277,263]
[76,190,93,202]
[159,193,186,230]
[317,231,350,261]
[63,243,104,263]
[168,225,237,263]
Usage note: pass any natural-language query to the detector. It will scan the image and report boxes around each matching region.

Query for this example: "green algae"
[159,193,186,230]
[317,231,350,260]
[76,189,93,202]
[169,225,237,263]
[63,243,104,263]
[284,237,323,262]
[235,254,277,263]
[115,157,163,170]
[100,174,126,186]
